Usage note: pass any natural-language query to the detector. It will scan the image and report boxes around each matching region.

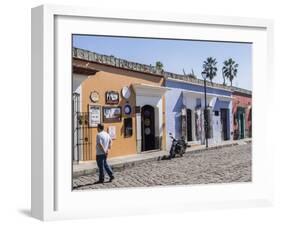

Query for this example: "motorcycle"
[168,133,190,159]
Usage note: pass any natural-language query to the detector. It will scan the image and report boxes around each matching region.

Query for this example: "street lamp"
[201,72,208,148]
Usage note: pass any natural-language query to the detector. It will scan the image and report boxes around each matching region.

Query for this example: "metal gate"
[73,93,92,161]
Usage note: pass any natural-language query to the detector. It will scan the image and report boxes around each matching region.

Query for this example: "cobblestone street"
[73,143,251,190]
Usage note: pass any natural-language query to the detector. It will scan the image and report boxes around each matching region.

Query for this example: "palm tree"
[202,57,218,84]
[222,60,227,85]
[222,58,238,86]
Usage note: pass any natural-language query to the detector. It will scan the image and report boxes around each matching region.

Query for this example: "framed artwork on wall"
[108,126,117,139]
[31,4,274,221]
[105,91,119,104]
[103,106,122,122]
[88,105,101,127]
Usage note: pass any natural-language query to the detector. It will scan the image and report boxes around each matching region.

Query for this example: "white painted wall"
[212,114,222,144]
[182,93,201,144]
[73,73,88,92]
[182,92,217,144]
[182,92,233,145]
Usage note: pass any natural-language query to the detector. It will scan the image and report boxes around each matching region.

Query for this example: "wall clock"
[90,91,99,103]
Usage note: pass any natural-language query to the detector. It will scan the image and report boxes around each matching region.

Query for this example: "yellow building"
[72,48,169,161]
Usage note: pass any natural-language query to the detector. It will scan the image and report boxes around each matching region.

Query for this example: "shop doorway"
[239,113,245,138]
[220,108,228,140]
[237,107,245,139]
[141,105,155,151]
[186,109,193,141]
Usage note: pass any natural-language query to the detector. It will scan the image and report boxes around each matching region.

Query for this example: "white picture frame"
[31,4,274,221]
[88,105,101,128]
[108,126,117,140]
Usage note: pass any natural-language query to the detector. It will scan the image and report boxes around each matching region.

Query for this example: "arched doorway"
[141,105,155,151]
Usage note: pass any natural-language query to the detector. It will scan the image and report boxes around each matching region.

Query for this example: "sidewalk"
[73,138,252,178]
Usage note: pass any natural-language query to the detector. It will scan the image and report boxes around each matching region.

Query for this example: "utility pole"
[202,73,209,148]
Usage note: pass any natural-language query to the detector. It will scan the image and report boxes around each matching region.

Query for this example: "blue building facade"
[165,77,233,150]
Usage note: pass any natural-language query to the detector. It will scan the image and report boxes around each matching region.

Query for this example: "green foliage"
[188,69,197,79]
[155,61,164,70]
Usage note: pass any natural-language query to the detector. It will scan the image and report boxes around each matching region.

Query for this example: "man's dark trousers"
[96,154,113,182]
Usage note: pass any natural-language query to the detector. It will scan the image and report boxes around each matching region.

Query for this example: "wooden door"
[141,105,155,151]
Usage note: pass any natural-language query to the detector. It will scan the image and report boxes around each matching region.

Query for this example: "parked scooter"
[168,133,190,159]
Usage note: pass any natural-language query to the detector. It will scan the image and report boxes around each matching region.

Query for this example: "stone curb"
[72,141,251,178]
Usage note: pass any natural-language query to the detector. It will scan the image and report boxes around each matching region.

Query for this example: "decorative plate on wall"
[121,86,131,99]
[124,104,132,115]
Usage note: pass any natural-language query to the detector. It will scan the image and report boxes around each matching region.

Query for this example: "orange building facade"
[72,48,169,161]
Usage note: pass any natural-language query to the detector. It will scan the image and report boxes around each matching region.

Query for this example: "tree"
[222,58,238,86]
[155,61,164,70]
[202,57,218,84]
[189,69,197,79]
[183,68,197,79]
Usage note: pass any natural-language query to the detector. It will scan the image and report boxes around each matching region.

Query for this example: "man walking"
[96,123,114,183]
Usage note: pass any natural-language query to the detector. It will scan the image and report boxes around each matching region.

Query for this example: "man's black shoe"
[109,176,115,182]
[94,180,104,184]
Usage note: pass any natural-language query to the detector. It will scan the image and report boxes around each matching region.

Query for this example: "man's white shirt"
[96,131,112,155]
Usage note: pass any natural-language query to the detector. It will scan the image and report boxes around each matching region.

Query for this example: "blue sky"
[73,35,252,90]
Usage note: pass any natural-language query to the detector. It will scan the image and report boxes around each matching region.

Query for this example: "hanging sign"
[88,105,101,127]
[124,118,133,138]
[135,106,141,113]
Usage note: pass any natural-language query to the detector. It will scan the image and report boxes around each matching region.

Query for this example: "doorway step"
[186,141,201,147]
